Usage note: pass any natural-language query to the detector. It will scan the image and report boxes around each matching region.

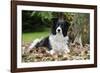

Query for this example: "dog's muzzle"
[56,26,62,33]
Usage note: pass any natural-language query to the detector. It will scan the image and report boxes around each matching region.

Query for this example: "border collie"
[27,18,70,54]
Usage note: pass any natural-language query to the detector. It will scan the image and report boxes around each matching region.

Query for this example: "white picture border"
[17,5,94,68]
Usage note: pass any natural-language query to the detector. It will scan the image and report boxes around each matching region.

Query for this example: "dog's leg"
[49,50,56,55]
[25,39,41,53]
[64,45,70,53]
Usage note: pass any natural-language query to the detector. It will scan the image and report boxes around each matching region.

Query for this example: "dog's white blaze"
[56,26,62,33]
[49,34,70,54]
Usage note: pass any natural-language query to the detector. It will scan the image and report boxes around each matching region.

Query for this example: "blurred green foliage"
[22,11,54,32]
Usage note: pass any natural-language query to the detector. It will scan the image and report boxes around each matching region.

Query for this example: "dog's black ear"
[51,18,58,35]
[66,21,70,30]
[63,21,70,37]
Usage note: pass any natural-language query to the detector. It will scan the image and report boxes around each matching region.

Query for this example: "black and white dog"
[28,18,70,54]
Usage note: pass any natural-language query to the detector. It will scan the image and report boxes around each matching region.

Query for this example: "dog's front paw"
[63,47,70,54]
[66,49,70,53]
[49,50,56,55]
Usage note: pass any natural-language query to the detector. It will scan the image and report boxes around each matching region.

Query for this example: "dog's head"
[51,18,70,37]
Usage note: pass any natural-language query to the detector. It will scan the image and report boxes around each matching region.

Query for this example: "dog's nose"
[58,29,60,32]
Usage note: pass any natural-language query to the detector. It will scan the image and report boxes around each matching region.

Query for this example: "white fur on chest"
[49,34,70,54]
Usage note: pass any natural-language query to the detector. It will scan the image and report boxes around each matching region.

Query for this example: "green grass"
[22,31,49,42]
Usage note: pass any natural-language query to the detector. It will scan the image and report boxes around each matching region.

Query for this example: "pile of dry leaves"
[22,42,90,62]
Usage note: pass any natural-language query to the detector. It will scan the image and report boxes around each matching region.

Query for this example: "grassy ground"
[22,31,49,42]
